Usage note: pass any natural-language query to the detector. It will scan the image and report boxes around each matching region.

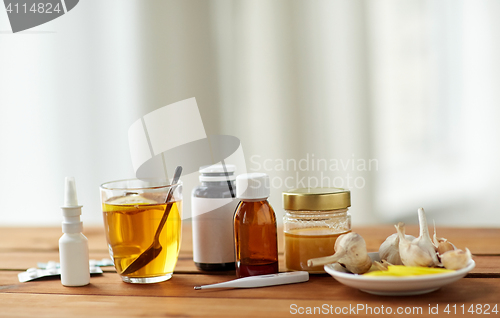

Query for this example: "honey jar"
[283,188,351,273]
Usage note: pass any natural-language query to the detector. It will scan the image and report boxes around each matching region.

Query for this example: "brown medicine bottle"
[234,173,278,278]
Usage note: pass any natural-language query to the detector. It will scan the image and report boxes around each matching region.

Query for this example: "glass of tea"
[100,179,182,283]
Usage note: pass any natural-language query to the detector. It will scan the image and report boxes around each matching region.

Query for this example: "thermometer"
[194,271,309,290]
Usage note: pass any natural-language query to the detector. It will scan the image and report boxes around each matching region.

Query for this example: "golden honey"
[285,227,350,273]
[283,188,352,274]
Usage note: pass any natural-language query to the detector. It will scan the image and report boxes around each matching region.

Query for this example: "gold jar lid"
[283,188,351,211]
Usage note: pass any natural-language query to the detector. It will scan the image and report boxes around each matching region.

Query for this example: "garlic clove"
[432,221,456,255]
[441,248,472,270]
[418,208,441,264]
[395,220,437,267]
[436,240,455,255]
[410,208,441,267]
[307,232,372,274]
[379,233,416,265]
[307,233,349,266]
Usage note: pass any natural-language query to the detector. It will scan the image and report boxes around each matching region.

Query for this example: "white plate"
[324,252,475,296]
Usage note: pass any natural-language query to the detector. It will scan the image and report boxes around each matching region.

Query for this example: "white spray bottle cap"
[62,177,83,233]
[64,177,79,206]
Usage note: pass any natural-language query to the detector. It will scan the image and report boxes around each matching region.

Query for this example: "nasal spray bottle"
[59,177,90,286]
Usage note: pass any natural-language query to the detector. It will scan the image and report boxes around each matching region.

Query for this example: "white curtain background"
[1,0,499,227]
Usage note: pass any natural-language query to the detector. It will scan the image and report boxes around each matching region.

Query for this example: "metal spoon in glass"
[121,166,182,275]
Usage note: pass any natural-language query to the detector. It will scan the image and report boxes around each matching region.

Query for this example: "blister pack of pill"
[18,261,104,283]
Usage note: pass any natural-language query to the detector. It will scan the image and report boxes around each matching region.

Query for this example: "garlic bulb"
[432,222,455,255]
[307,232,372,274]
[441,248,472,270]
[379,233,416,265]
[396,208,440,267]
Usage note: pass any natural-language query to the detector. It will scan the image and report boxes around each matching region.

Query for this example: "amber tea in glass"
[100,179,182,284]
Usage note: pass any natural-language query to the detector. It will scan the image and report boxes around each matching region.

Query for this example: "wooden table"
[0,223,499,317]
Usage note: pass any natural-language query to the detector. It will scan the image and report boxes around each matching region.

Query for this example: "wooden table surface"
[0,223,499,317]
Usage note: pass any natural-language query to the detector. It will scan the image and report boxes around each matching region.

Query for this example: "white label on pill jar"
[191,197,239,264]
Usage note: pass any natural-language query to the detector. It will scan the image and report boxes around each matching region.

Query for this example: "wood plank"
[0,293,283,318]
[1,225,499,255]
[0,224,194,253]
[0,227,108,252]
[1,250,498,275]
[2,271,500,301]
[1,289,500,318]
[0,225,498,276]
[1,224,499,318]
[468,256,500,274]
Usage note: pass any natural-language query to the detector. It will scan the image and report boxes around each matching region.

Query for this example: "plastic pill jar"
[191,164,238,271]
[282,188,351,274]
